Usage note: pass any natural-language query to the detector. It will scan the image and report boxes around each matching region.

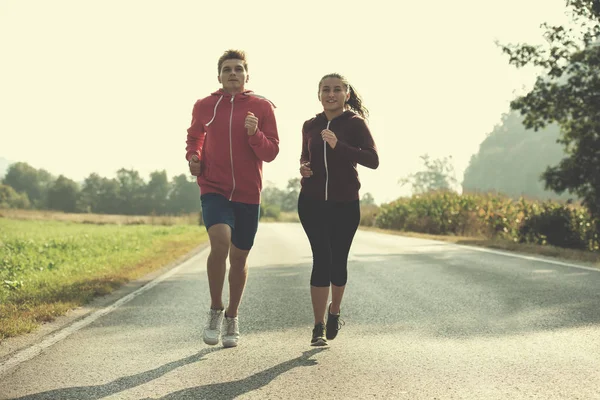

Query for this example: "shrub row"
[372,191,598,251]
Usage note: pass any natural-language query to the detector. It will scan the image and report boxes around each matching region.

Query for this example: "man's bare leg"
[207,224,231,310]
[226,243,250,317]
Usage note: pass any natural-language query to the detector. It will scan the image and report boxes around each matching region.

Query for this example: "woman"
[298,73,379,346]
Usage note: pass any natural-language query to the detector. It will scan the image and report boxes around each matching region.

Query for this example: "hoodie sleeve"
[185,101,206,161]
[300,121,309,165]
[334,118,379,169]
[248,102,279,162]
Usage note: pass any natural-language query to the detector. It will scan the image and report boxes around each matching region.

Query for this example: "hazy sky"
[0,0,573,204]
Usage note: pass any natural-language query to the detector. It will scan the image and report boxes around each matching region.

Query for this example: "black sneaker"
[326,303,345,340]
[311,322,328,346]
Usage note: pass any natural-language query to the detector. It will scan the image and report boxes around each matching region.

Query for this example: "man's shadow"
[7,347,222,400]
[151,348,326,400]
[7,347,326,400]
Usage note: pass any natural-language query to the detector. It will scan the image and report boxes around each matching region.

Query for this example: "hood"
[315,110,358,122]
[206,89,277,127]
[210,89,276,108]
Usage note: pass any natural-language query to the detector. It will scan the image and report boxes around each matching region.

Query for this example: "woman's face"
[319,77,349,114]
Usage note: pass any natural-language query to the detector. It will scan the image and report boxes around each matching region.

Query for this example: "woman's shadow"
[151,348,326,400]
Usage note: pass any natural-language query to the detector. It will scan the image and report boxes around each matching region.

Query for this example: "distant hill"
[462,110,571,201]
[0,157,13,180]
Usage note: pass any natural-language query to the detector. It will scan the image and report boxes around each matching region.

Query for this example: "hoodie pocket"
[202,159,211,180]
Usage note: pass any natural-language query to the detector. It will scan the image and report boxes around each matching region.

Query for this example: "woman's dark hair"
[318,73,369,119]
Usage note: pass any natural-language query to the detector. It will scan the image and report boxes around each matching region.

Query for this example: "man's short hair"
[217,49,248,73]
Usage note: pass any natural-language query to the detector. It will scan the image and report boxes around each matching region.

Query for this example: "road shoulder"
[0,243,209,362]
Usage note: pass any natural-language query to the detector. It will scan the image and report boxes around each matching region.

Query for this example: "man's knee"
[229,244,250,270]
[208,224,231,259]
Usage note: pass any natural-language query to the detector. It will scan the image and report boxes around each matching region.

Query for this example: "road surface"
[1,222,599,399]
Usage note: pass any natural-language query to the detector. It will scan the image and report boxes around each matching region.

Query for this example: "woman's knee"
[330,260,348,286]
[330,271,348,287]
[310,266,330,287]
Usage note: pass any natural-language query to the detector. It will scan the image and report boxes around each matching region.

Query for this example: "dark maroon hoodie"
[300,110,379,202]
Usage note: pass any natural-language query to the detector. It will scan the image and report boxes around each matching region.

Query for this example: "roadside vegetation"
[0,213,206,340]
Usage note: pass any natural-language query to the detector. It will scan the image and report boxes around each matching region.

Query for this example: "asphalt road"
[1,222,599,399]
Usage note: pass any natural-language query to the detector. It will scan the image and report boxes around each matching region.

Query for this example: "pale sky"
[0,0,572,204]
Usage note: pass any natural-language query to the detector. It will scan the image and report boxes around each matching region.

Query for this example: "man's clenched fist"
[245,111,258,136]
[189,154,201,176]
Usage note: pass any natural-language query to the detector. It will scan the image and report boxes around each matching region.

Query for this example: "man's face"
[218,59,248,93]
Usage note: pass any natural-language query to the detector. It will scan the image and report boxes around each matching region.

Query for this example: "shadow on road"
[148,348,326,400]
[6,347,223,400]
[6,348,325,400]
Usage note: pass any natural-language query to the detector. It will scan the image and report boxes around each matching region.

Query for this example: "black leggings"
[298,193,360,287]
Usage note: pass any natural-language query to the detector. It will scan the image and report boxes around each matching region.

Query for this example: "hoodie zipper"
[324,120,331,201]
[229,95,236,200]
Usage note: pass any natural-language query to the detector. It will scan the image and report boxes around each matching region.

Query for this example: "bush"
[0,184,31,209]
[375,190,599,251]
[376,191,480,235]
[260,203,281,220]
[518,202,594,250]
[359,204,380,226]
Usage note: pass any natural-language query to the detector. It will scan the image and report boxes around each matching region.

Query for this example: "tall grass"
[0,209,200,226]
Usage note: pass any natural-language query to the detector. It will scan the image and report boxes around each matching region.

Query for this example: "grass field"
[0,208,200,226]
[0,216,207,340]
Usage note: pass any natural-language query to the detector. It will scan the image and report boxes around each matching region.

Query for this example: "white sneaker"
[203,308,224,345]
[222,315,240,348]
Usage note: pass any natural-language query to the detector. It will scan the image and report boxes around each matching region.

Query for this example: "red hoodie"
[186,89,279,204]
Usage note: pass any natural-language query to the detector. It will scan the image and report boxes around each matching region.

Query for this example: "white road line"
[0,247,208,377]
[360,228,599,273]
[451,243,600,272]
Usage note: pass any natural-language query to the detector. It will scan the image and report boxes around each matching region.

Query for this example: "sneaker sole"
[310,338,328,347]
[203,335,220,346]
[222,340,238,348]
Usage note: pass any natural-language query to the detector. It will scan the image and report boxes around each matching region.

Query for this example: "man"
[185,49,279,347]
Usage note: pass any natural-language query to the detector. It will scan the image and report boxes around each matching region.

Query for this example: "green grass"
[0,218,207,340]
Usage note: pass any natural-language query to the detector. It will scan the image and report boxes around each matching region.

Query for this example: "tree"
[116,168,146,215]
[282,178,301,212]
[261,185,286,208]
[167,174,200,215]
[47,175,80,212]
[2,162,54,208]
[462,110,571,200]
[95,177,121,215]
[400,154,458,194]
[77,173,103,213]
[0,184,30,209]
[146,170,170,215]
[499,0,600,226]
[360,192,376,205]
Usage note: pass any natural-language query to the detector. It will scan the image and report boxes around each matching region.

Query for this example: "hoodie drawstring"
[206,95,224,127]
[324,120,331,201]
